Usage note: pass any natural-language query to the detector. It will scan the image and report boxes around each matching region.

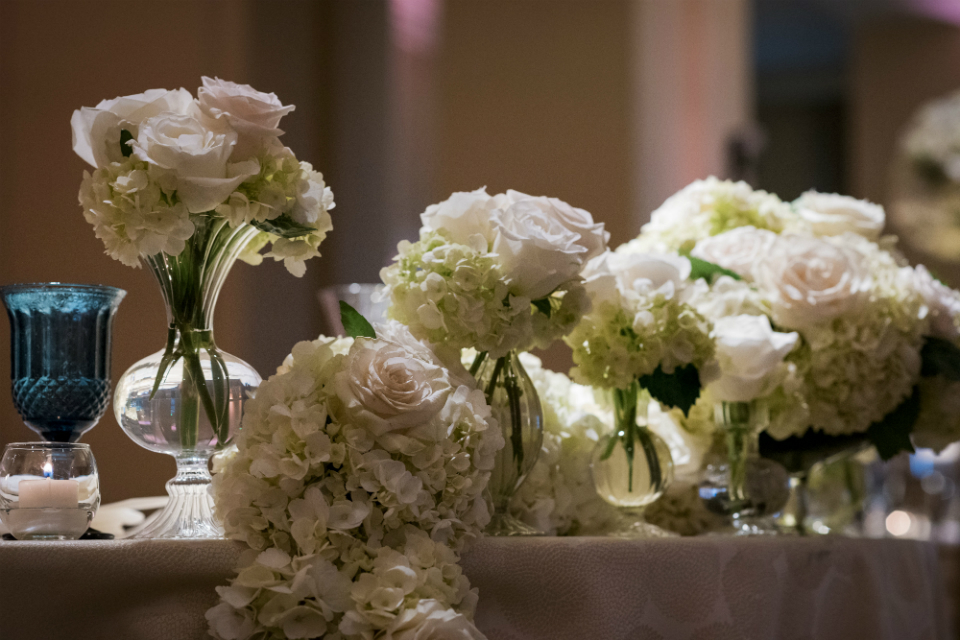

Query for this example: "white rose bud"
[420,187,498,249]
[755,235,871,329]
[690,226,777,279]
[131,113,259,213]
[197,76,295,159]
[492,199,588,300]
[708,314,798,402]
[71,88,194,168]
[386,599,485,640]
[794,191,885,240]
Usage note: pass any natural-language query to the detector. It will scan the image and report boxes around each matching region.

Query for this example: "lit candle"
[18,478,80,509]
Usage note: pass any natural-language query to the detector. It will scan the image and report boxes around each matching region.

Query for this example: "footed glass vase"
[113,218,262,539]
[699,401,790,535]
[592,382,674,538]
[472,350,543,536]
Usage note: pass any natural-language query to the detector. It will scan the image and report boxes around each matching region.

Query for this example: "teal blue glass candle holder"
[1,283,125,442]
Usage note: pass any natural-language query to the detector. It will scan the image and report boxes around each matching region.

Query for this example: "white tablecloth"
[0,537,951,640]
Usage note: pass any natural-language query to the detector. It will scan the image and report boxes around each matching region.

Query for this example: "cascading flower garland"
[207,321,503,640]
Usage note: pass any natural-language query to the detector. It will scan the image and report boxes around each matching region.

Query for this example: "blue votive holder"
[1,283,125,442]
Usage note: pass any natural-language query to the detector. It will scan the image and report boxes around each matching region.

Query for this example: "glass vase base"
[127,492,223,540]
[730,517,784,536]
[606,515,677,539]
[485,512,543,537]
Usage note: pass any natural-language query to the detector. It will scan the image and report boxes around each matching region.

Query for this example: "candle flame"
[42,461,53,479]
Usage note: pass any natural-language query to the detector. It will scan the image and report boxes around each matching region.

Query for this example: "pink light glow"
[389,0,441,54]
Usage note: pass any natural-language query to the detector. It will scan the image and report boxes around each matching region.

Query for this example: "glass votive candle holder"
[0,443,100,540]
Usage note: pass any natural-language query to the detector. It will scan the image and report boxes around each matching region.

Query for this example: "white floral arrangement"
[564,247,717,409]
[207,321,504,640]
[380,188,608,359]
[637,177,960,458]
[73,77,333,276]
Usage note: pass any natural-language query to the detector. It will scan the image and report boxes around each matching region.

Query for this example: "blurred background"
[3,0,960,508]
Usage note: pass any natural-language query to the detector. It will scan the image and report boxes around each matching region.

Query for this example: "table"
[0,537,951,640]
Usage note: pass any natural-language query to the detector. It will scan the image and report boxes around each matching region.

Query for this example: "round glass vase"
[472,350,544,536]
[699,400,790,535]
[113,218,262,539]
[591,383,675,538]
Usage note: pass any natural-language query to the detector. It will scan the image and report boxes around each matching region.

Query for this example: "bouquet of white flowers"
[208,320,503,640]
[73,77,333,276]
[381,188,607,358]
[639,177,960,461]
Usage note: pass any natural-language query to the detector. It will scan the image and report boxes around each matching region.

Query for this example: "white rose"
[499,190,609,261]
[197,76,295,159]
[492,199,587,299]
[131,113,259,213]
[708,315,798,402]
[913,264,960,340]
[71,88,194,168]
[754,235,870,329]
[646,403,708,481]
[334,338,452,437]
[794,191,885,240]
[690,226,777,279]
[384,600,484,640]
[420,188,498,249]
[611,251,690,298]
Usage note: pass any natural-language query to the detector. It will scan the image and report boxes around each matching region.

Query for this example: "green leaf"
[685,255,742,283]
[637,364,702,416]
[208,350,231,446]
[866,386,920,461]
[340,301,376,339]
[599,432,620,461]
[921,336,960,381]
[119,129,134,158]
[252,213,316,239]
[532,298,552,318]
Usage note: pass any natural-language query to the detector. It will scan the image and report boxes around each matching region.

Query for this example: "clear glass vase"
[472,350,544,536]
[592,382,675,538]
[699,400,790,535]
[113,217,262,539]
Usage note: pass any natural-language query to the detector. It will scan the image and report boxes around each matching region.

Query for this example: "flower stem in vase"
[593,382,675,538]
[472,350,544,536]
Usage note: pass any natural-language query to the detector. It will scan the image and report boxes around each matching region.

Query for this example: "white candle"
[18,478,80,509]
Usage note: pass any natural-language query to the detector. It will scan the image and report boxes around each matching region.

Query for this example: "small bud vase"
[113,217,262,539]
[699,400,790,535]
[591,382,675,538]
[471,350,544,536]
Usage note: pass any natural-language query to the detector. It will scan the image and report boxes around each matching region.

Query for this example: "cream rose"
[420,187,498,249]
[131,113,258,213]
[794,191,885,240]
[755,235,870,329]
[71,88,194,168]
[197,77,295,159]
[690,226,777,279]
[334,338,452,437]
[708,315,798,402]
[492,200,587,300]
[499,190,608,262]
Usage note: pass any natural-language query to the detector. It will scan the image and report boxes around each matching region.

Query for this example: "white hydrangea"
[209,323,503,640]
[637,177,803,253]
[381,189,607,358]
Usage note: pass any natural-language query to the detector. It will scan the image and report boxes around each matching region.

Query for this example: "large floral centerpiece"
[380,188,608,534]
[890,90,960,261]
[72,78,335,538]
[634,177,960,468]
[208,321,502,640]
